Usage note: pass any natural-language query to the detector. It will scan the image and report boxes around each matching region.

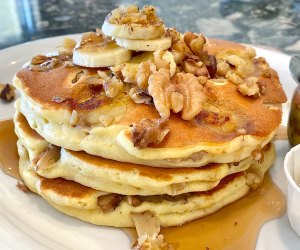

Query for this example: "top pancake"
[13,38,287,167]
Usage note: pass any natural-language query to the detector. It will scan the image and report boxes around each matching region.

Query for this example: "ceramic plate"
[0,35,299,250]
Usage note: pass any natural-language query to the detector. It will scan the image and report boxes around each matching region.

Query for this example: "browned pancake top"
[119,71,285,147]
[40,177,97,198]
[16,39,287,147]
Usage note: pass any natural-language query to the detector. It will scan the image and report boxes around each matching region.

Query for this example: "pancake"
[13,37,286,168]
[17,139,274,227]
[15,111,274,196]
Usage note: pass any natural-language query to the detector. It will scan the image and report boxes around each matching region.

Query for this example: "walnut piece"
[132,118,170,149]
[29,54,68,72]
[166,28,191,64]
[111,63,139,84]
[131,212,173,250]
[129,87,152,104]
[148,69,205,120]
[108,5,163,26]
[0,83,16,102]
[97,70,123,98]
[137,60,157,90]
[153,49,176,77]
[70,110,79,126]
[127,196,142,207]
[97,194,123,213]
[36,145,60,170]
[182,59,208,77]
[237,77,260,97]
[183,32,206,56]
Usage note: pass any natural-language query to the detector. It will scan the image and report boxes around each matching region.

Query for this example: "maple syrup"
[0,119,21,180]
[0,119,287,249]
[123,174,286,250]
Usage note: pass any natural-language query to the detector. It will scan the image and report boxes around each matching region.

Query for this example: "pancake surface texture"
[13,19,286,168]
[17,138,275,227]
[12,4,286,240]
[15,111,273,196]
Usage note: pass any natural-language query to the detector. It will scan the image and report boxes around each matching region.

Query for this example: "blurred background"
[0,0,299,54]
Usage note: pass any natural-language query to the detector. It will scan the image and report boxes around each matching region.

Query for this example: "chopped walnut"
[70,110,79,126]
[132,118,170,149]
[111,63,139,84]
[36,145,60,170]
[245,46,256,59]
[183,32,206,56]
[148,69,205,120]
[217,59,231,76]
[166,28,191,64]
[225,70,244,85]
[129,87,152,104]
[127,196,142,207]
[137,60,157,90]
[153,49,176,77]
[237,77,260,97]
[0,83,16,102]
[108,5,163,26]
[182,59,208,77]
[197,52,217,78]
[29,55,68,72]
[131,212,173,250]
[97,194,123,213]
[97,70,123,98]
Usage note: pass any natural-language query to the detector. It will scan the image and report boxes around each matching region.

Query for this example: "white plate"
[0,36,299,250]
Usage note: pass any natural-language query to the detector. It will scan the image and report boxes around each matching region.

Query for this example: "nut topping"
[132,118,170,149]
[148,69,205,120]
[137,60,157,90]
[108,5,163,26]
[0,83,16,102]
[183,32,206,56]
[36,145,60,170]
[97,194,123,213]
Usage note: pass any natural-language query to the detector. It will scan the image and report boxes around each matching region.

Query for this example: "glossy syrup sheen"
[0,120,286,249]
[124,175,286,250]
[0,119,21,180]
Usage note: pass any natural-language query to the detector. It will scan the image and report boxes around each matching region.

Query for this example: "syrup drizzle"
[0,119,21,180]
[0,119,286,249]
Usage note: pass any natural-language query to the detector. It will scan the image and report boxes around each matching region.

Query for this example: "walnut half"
[148,69,205,120]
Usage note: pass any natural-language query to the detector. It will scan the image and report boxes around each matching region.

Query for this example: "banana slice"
[115,37,171,51]
[73,31,131,68]
[102,5,165,40]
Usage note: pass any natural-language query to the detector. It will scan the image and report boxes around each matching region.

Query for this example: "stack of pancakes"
[13,5,286,232]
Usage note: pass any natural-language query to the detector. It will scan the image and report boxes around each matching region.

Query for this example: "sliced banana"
[72,32,131,68]
[102,5,165,40]
[102,21,165,40]
[115,37,171,51]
